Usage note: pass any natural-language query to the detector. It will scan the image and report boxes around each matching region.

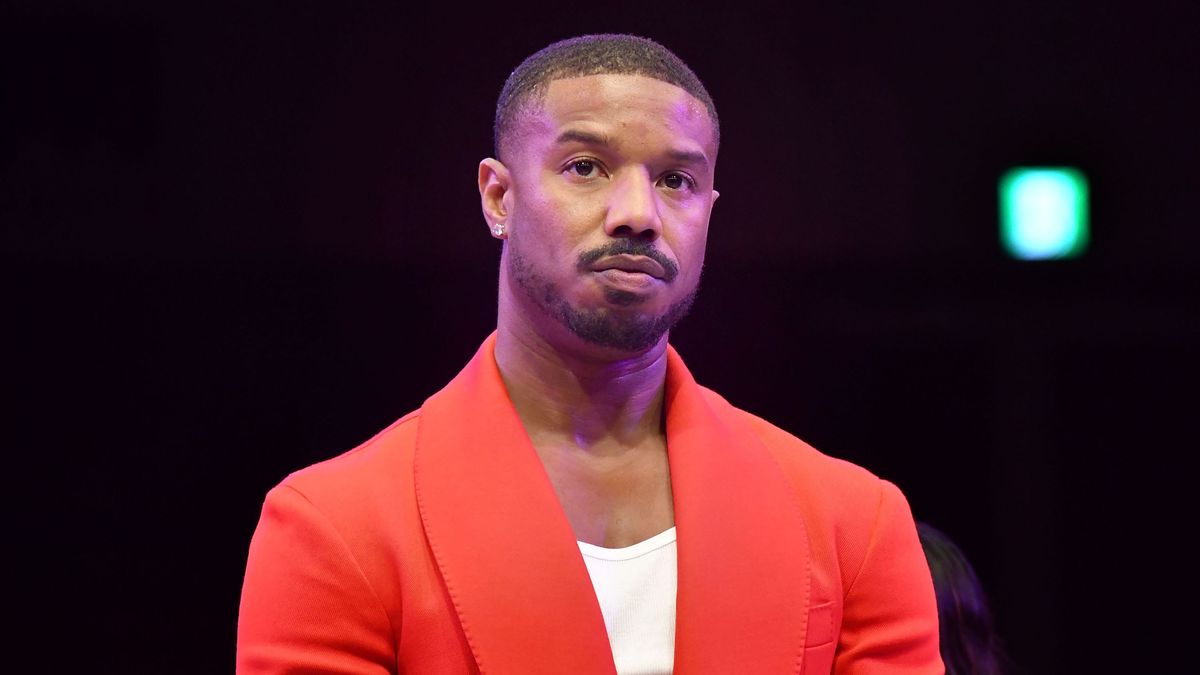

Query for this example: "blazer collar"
[415,334,812,674]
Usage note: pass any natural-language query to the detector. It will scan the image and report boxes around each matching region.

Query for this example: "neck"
[493,321,669,452]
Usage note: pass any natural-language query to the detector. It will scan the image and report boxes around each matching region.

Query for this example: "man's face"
[497,74,719,353]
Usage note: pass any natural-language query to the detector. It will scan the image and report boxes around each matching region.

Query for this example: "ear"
[711,188,720,203]
[479,158,512,236]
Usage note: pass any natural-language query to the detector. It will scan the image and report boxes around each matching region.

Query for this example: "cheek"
[668,206,711,262]
[682,246,708,285]
[520,186,598,246]
[509,196,587,267]
[510,192,555,243]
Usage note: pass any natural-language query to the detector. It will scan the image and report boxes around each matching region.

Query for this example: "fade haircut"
[493,34,719,161]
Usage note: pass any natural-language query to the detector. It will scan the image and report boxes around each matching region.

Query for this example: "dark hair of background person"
[492,33,720,161]
[918,522,1013,675]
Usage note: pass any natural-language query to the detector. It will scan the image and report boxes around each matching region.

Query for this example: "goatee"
[508,244,698,352]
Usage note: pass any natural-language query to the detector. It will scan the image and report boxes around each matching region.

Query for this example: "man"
[237,34,942,674]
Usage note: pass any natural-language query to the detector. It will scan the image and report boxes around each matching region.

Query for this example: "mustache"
[576,240,679,282]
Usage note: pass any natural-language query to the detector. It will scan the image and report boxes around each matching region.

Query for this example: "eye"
[660,172,695,191]
[567,159,599,178]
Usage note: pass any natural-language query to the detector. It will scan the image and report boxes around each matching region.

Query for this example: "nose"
[603,168,662,241]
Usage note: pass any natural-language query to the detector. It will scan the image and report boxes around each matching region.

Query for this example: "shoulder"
[240,415,420,669]
[698,386,930,618]
[699,386,886,496]
[698,386,913,549]
[247,409,425,596]
[273,409,422,515]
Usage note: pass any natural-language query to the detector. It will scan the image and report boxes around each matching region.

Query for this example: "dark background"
[5,1,1197,672]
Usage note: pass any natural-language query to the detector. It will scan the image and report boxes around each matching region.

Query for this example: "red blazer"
[237,334,942,674]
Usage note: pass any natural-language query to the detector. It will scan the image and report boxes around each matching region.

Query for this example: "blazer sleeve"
[237,483,397,674]
[834,480,944,674]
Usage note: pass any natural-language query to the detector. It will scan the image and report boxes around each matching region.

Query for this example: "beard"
[508,243,698,353]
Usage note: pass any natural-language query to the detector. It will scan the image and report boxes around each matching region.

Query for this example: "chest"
[533,437,675,548]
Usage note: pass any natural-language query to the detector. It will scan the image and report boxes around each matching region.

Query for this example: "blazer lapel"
[665,346,813,674]
[415,336,813,673]
[414,334,617,675]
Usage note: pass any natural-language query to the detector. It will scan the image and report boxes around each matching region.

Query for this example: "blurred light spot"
[1000,167,1089,260]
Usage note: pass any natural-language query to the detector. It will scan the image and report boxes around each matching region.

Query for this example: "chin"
[560,291,696,353]
[602,288,649,308]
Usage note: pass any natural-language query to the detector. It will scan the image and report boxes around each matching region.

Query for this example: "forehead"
[520,74,716,155]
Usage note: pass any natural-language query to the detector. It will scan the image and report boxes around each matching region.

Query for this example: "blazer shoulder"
[698,387,927,604]
[699,386,884,494]
[279,409,422,506]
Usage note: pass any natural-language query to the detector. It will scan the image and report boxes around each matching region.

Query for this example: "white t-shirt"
[578,528,678,675]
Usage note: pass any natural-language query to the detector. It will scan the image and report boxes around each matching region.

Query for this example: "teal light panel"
[1000,167,1089,260]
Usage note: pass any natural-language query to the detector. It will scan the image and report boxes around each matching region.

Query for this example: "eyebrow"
[554,129,710,168]
[666,148,709,167]
[555,129,610,147]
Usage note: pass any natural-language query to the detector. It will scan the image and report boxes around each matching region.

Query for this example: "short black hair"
[493,34,719,161]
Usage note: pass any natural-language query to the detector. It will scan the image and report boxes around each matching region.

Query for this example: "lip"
[588,254,667,280]
[592,268,660,294]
